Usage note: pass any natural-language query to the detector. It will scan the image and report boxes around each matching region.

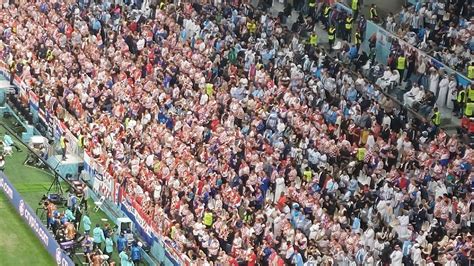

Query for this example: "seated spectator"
[418,91,436,116]
[403,83,424,107]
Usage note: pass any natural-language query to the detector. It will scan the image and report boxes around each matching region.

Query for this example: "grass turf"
[0,116,120,264]
[0,193,55,266]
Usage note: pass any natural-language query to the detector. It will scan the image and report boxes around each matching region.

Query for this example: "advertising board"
[0,173,74,266]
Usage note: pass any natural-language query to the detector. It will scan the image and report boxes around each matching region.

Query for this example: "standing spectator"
[397,53,407,83]
[117,233,127,254]
[119,249,132,266]
[351,0,359,21]
[82,212,92,234]
[92,224,105,250]
[390,245,403,265]
[131,242,142,265]
[104,236,114,262]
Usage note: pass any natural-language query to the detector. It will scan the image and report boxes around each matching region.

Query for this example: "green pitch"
[0,116,120,264]
[0,193,55,266]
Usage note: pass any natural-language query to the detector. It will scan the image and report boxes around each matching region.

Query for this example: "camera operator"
[42,199,57,229]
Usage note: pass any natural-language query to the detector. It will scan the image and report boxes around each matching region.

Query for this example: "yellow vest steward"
[60,136,66,149]
[308,0,316,7]
[432,111,441,126]
[352,0,358,10]
[77,134,84,148]
[303,170,313,182]
[465,102,474,116]
[324,7,331,17]
[247,22,256,33]
[309,34,318,46]
[345,18,353,30]
[356,148,366,161]
[328,28,336,40]
[397,56,406,70]
[467,66,474,79]
[355,33,361,44]
[468,87,474,101]
[370,8,378,18]
[203,212,213,226]
[457,90,465,103]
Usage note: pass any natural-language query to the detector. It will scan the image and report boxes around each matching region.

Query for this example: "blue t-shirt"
[117,236,127,252]
[131,246,141,260]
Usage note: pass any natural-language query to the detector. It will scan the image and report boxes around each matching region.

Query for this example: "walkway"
[257,0,461,133]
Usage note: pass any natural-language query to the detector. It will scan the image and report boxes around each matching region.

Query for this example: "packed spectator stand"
[0,0,473,265]
[381,0,472,79]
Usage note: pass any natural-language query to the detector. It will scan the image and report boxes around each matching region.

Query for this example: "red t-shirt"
[248,252,257,266]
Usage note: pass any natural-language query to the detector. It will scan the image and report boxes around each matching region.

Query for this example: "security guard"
[468,85,474,102]
[46,49,54,61]
[355,31,362,51]
[77,131,85,150]
[60,133,67,161]
[308,0,316,19]
[370,4,379,22]
[247,19,257,35]
[356,147,366,162]
[202,209,213,228]
[328,25,336,51]
[322,5,331,28]
[431,107,441,127]
[303,167,313,183]
[308,32,318,47]
[397,54,406,83]
[454,87,466,117]
[468,62,474,79]
[159,0,166,10]
[345,15,353,42]
[465,101,474,117]
[351,0,359,20]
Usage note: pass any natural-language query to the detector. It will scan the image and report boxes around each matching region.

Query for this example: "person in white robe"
[404,83,421,107]
[376,67,393,90]
[390,245,403,266]
[274,176,286,203]
[436,74,449,107]
[411,244,422,265]
[429,68,440,95]
[446,75,457,109]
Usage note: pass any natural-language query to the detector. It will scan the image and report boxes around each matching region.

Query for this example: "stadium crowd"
[382,0,473,78]
[0,0,473,265]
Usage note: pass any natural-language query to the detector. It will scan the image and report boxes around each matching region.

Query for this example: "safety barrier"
[0,173,74,266]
